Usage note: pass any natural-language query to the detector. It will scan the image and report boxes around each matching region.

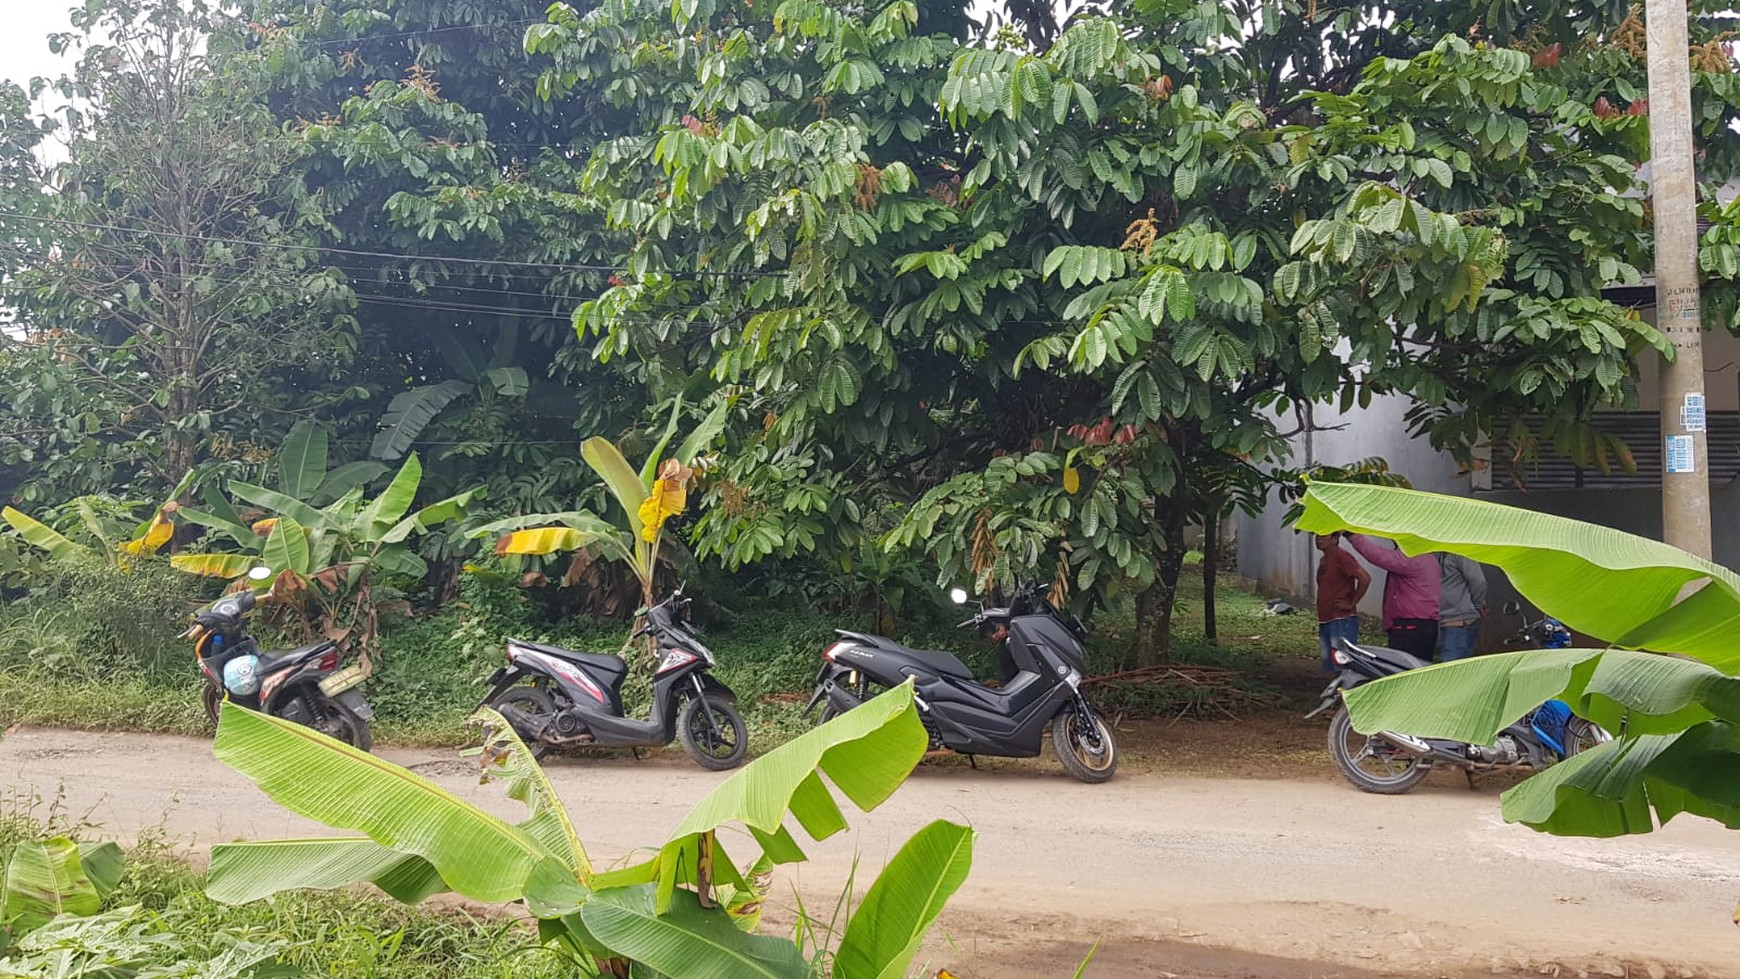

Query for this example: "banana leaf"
[0,838,115,937]
[0,508,87,562]
[226,482,327,531]
[208,704,568,906]
[379,487,483,545]
[1298,482,1740,670]
[261,518,311,578]
[595,682,927,912]
[1341,648,1740,742]
[578,886,810,979]
[208,838,449,906]
[371,381,471,462]
[169,553,257,578]
[277,423,329,501]
[581,437,648,540]
[356,455,423,540]
[1488,722,1740,836]
[833,820,974,979]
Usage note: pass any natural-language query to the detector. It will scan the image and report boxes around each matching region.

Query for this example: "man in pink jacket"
[1347,534,1441,660]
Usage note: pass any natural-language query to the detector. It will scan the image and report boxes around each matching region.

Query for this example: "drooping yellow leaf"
[1062,466,1081,495]
[251,518,278,537]
[123,507,176,556]
[495,527,590,557]
[637,475,687,542]
[170,553,257,578]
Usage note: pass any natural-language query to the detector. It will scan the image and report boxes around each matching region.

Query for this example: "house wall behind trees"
[1236,322,1740,651]
[1235,386,1475,620]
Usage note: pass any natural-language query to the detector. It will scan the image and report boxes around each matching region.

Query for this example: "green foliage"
[175,424,480,649]
[473,399,729,612]
[0,837,124,951]
[204,685,974,976]
[1301,482,1740,838]
[0,805,576,979]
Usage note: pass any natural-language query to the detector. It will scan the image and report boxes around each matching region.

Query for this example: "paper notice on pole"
[1682,393,1707,433]
[1666,435,1696,474]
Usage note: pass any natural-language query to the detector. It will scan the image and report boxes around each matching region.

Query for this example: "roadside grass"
[0,796,568,979]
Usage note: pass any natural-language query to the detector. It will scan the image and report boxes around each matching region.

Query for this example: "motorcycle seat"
[1342,639,1430,674]
[257,641,336,670]
[836,630,976,680]
[508,638,628,676]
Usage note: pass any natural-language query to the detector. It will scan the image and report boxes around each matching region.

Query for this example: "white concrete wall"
[1235,388,1471,617]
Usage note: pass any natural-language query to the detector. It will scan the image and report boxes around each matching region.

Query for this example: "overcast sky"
[3,3,81,88]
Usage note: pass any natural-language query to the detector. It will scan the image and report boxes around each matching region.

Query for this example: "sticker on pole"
[1682,393,1707,433]
[1665,435,1696,474]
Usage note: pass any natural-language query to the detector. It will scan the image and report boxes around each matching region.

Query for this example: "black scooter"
[479,588,747,770]
[187,566,375,751]
[804,584,1117,783]
[1310,603,1608,794]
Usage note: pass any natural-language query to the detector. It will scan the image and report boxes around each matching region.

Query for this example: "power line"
[0,210,781,280]
[246,18,545,51]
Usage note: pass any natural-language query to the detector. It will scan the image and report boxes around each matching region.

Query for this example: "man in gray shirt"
[1436,553,1488,661]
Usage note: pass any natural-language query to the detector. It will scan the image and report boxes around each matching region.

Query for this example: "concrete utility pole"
[1646,0,1713,560]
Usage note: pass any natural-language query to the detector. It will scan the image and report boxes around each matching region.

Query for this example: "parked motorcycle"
[1311,600,1608,794]
[803,583,1118,783]
[186,566,375,750]
[479,588,748,771]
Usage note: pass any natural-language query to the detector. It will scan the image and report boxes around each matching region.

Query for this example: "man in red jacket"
[1314,532,1371,672]
[1348,534,1442,660]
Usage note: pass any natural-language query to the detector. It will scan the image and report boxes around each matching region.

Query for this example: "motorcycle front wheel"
[1328,706,1428,795]
[678,696,748,771]
[1053,708,1118,783]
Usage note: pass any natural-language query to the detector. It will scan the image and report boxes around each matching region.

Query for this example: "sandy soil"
[3,725,1736,979]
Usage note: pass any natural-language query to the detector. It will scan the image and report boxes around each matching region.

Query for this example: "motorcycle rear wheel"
[487,685,557,761]
[315,696,373,753]
[1328,707,1428,794]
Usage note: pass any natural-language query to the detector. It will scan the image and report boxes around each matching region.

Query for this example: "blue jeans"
[1440,622,1480,662]
[1318,617,1359,672]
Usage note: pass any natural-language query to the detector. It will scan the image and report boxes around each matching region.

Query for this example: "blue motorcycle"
[1310,601,1610,795]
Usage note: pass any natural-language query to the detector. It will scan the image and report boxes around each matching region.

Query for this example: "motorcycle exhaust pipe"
[1374,731,1433,756]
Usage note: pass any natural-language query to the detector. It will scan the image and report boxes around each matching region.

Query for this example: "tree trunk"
[1134,501,1190,666]
[1202,510,1219,642]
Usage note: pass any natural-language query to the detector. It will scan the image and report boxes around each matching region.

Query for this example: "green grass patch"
[0,799,568,979]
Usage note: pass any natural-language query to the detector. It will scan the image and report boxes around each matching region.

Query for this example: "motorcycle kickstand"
[632,747,643,761]
[967,754,978,770]
[1464,768,1477,791]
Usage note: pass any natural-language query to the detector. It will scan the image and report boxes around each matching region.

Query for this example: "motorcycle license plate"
[318,664,367,696]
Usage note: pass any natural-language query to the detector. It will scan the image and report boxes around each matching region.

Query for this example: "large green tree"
[0,0,358,494]
[532,0,1739,660]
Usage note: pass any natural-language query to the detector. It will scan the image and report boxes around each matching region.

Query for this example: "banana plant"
[0,837,123,952]
[0,472,196,571]
[370,323,530,462]
[173,432,480,650]
[471,397,730,611]
[1298,482,1740,840]
[203,682,978,978]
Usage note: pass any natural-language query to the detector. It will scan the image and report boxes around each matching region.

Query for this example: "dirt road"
[3,727,1736,979]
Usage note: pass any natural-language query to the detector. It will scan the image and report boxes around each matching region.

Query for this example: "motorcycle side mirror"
[948,587,969,605]
[1502,600,1521,616]
[247,566,273,583]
